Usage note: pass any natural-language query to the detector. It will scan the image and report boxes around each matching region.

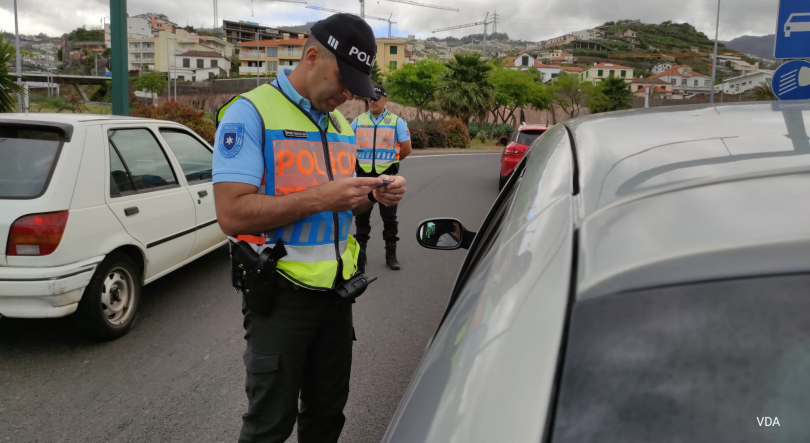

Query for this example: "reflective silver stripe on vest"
[279,240,350,263]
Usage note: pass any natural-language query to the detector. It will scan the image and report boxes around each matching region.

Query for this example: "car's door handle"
[124,207,139,216]
[198,190,208,197]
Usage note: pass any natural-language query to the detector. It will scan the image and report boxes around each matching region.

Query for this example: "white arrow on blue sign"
[773,60,810,100]
[775,0,810,59]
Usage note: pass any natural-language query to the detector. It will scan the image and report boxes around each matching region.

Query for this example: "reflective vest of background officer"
[212,14,406,443]
[351,85,413,270]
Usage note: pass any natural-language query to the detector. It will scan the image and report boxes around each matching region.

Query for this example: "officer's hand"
[373,175,406,207]
[317,177,383,213]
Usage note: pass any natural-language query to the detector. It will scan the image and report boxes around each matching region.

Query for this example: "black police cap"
[373,84,387,99]
[310,14,377,99]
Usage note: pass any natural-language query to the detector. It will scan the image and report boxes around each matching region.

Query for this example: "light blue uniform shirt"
[213,69,330,186]
[350,109,411,143]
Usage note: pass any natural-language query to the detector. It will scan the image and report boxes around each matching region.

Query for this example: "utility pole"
[492,11,498,35]
[360,0,365,19]
[14,0,25,112]
[111,0,129,115]
[482,12,489,57]
[709,0,720,104]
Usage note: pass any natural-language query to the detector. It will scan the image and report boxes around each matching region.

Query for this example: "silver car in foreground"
[385,102,810,443]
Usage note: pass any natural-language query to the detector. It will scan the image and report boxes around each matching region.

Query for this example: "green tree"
[437,52,495,128]
[590,75,634,113]
[527,81,552,116]
[230,54,240,77]
[750,79,776,101]
[489,67,538,137]
[385,59,445,121]
[548,73,602,119]
[133,72,168,107]
[370,60,384,85]
[0,36,26,112]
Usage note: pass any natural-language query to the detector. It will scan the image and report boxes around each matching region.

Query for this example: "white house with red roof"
[649,65,713,92]
[503,53,583,82]
[583,62,635,83]
[631,78,679,99]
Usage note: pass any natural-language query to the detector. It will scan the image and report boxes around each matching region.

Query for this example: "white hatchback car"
[0,114,226,339]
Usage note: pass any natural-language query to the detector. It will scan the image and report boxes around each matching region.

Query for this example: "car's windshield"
[517,130,545,146]
[0,126,63,199]
[788,14,810,22]
[550,274,810,443]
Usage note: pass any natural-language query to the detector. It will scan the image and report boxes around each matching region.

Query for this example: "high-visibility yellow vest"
[217,84,361,290]
[355,111,400,174]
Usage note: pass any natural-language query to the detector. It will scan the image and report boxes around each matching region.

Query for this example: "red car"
[499,124,549,189]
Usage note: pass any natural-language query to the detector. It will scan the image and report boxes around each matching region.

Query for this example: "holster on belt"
[230,239,288,316]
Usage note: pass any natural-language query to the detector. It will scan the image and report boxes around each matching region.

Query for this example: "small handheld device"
[375,179,394,189]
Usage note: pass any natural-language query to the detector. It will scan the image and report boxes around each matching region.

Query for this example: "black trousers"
[355,163,399,243]
[239,286,354,443]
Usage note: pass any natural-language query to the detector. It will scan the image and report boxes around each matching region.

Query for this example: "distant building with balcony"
[375,38,407,73]
[130,13,178,34]
[726,59,760,76]
[128,29,234,74]
[224,19,308,44]
[722,70,774,95]
[173,51,230,81]
[238,36,306,76]
[583,62,635,83]
[648,65,712,93]
[652,62,675,75]
[631,78,678,99]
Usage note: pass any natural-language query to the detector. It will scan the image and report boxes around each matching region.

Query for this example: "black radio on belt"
[336,274,377,301]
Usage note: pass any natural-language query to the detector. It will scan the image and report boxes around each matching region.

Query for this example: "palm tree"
[750,79,777,101]
[0,36,26,113]
[593,75,634,112]
[437,52,495,127]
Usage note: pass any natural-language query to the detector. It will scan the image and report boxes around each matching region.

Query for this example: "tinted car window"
[108,128,177,192]
[0,127,63,199]
[551,274,810,443]
[109,145,135,196]
[517,130,544,146]
[159,129,213,183]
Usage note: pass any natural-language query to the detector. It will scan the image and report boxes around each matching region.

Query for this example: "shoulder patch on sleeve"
[218,123,245,158]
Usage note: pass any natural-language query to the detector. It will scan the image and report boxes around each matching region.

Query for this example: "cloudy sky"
[1,0,779,41]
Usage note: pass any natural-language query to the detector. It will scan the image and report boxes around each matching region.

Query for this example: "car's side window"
[108,128,178,197]
[159,129,213,184]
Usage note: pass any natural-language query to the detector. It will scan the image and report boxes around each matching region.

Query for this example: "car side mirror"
[416,218,475,250]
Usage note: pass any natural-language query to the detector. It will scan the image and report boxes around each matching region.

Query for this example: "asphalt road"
[0,153,502,443]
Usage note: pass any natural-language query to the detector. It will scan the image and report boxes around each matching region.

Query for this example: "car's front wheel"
[74,252,142,340]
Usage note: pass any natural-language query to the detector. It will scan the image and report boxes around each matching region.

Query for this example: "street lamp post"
[709,0,721,104]
[14,0,25,112]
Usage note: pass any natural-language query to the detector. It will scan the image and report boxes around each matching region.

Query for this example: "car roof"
[568,102,810,299]
[565,102,810,218]
[0,113,153,124]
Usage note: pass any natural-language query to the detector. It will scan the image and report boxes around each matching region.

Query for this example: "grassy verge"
[468,138,505,150]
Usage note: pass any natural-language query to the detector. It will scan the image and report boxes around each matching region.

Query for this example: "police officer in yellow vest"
[351,85,412,270]
[212,14,406,443]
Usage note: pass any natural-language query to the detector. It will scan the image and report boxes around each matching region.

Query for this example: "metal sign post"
[110,0,129,115]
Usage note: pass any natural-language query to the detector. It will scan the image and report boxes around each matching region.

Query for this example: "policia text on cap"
[212,14,406,443]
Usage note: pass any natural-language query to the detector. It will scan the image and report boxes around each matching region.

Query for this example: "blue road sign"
[775,0,810,59]
[773,60,810,100]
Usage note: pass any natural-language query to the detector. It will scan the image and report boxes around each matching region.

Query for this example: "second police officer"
[352,85,412,270]
[212,14,406,443]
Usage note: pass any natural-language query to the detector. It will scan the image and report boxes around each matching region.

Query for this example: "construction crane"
[433,13,493,56]
[384,0,458,12]
[307,5,397,36]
